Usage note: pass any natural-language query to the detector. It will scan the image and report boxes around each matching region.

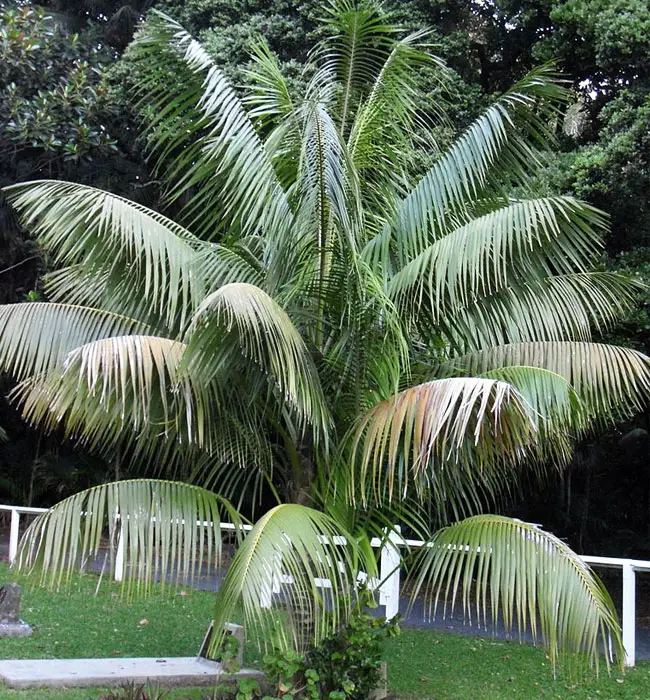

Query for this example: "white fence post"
[622,563,636,667]
[379,526,401,621]
[8,508,19,565]
[115,522,125,583]
[259,560,274,609]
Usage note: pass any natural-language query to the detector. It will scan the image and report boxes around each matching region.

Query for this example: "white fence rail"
[1,504,647,667]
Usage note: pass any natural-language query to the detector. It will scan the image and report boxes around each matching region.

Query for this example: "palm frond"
[0,302,146,381]
[389,197,607,320]
[451,342,650,423]
[189,441,280,515]
[4,180,205,330]
[294,101,362,276]
[212,504,376,653]
[16,479,239,596]
[14,335,212,453]
[317,0,397,135]
[194,240,266,290]
[348,29,445,169]
[244,38,301,131]
[435,272,638,353]
[482,366,583,428]
[185,283,330,440]
[43,265,114,312]
[409,515,623,672]
[364,65,567,270]
[481,366,586,462]
[131,11,292,241]
[244,38,304,188]
[349,378,536,508]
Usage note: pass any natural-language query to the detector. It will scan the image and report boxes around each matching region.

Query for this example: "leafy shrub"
[225,592,399,700]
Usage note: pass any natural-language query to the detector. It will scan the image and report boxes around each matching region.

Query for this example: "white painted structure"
[2,503,648,667]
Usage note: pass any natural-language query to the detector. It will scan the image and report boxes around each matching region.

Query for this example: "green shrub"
[228,592,400,700]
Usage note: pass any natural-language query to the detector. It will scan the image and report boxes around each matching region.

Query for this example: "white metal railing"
[1,504,646,666]
[1,504,48,566]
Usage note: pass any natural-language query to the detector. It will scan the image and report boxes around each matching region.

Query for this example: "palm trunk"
[292,455,314,506]
[285,440,317,648]
[283,431,316,506]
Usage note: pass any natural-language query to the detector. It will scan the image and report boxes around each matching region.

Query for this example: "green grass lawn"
[1,564,650,699]
[385,631,650,699]
[0,564,230,661]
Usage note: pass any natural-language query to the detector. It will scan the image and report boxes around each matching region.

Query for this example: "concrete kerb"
[0,657,264,689]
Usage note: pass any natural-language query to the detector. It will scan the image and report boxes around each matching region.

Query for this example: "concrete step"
[0,656,263,689]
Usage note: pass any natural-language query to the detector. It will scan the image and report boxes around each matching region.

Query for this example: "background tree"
[0,2,160,501]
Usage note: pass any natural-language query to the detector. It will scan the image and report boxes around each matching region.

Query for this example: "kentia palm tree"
[1,0,649,669]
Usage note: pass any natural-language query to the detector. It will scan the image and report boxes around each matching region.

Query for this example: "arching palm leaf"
[409,515,623,672]
[389,197,607,318]
[297,101,360,248]
[185,283,330,440]
[245,39,300,129]
[436,273,638,352]
[348,29,445,177]
[14,335,211,453]
[194,239,267,291]
[4,180,205,330]
[243,39,304,188]
[16,479,239,596]
[451,342,650,422]
[130,11,292,241]
[0,303,146,381]
[364,65,567,270]
[212,504,376,653]
[350,378,536,509]
[291,101,363,311]
[480,366,586,462]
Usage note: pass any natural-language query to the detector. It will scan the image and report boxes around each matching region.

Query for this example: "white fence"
[2,504,648,667]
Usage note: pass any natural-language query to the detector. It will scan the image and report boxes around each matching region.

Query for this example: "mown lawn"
[1,564,650,699]
[0,564,233,662]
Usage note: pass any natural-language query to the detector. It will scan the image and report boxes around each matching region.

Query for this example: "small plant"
[308,592,399,700]
[260,647,319,699]
[220,629,242,672]
[249,590,399,700]
[99,682,168,700]
[235,677,262,700]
